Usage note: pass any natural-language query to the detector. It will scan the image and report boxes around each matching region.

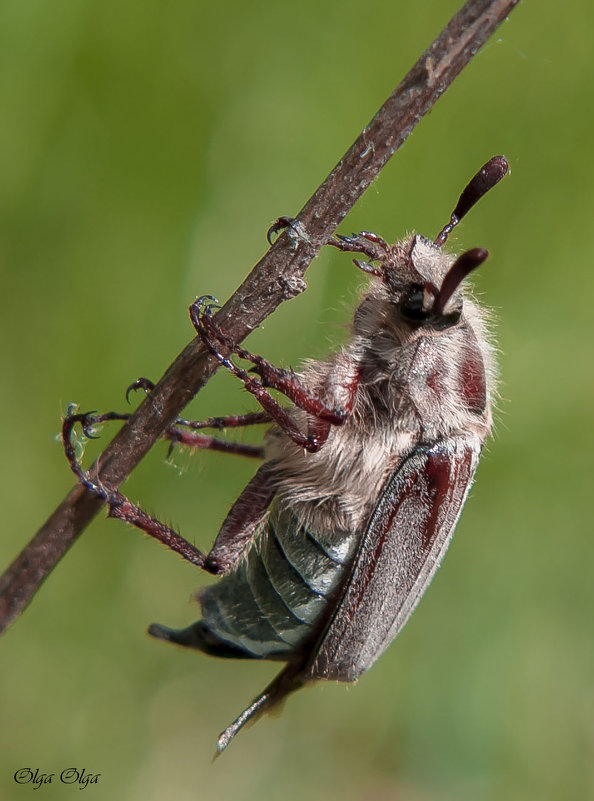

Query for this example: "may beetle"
[64,156,508,752]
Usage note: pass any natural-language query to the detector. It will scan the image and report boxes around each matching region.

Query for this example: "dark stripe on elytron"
[269,521,329,598]
[421,451,451,552]
[347,451,427,615]
[304,527,346,565]
[249,541,312,638]
[421,445,472,551]
[346,443,467,614]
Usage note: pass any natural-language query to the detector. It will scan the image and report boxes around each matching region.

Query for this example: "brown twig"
[0,0,519,634]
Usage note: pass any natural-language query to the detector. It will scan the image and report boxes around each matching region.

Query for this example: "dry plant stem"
[0,0,519,635]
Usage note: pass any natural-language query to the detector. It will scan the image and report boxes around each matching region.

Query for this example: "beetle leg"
[174,410,271,431]
[107,462,275,575]
[62,405,267,462]
[61,411,276,570]
[191,304,349,452]
[325,232,389,277]
[165,410,271,458]
[107,493,209,566]
[166,412,270,460]
[165,428,265,459]
[125,376,156,403]
[326,230,389,261]
[125,375,272,447]
[72,373,271,457]
[61,412,206,566]
[126,377,272,432]
[265,215,297,245]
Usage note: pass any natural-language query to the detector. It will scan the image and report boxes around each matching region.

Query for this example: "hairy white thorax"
[264,235,496,540]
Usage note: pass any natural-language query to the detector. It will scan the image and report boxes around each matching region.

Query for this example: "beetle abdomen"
[197,499,360,659]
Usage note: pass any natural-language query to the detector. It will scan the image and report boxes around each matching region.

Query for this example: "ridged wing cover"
[309,434,481,682]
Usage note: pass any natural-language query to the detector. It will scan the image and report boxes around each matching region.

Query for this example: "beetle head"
[394,237,489,328]
[370,156,508,328]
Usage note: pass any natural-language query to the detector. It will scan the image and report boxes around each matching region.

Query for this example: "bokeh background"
[1,1,592,799]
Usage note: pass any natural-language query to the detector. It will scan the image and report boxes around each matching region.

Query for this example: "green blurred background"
[1,1,592,799]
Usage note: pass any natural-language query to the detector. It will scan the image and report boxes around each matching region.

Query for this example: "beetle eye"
[400,285,462,328]
[399,286,430,322]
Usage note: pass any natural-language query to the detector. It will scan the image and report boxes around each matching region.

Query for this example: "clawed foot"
[266,216,298,245]
[125,377,155,404]
[189,295,237,369]
[326,230,390,277]
[62,408,129,498]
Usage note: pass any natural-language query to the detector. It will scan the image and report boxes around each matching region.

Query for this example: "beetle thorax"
[264,234,495,542]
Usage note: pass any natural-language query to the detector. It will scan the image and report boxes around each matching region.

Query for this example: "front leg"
[327,230,389,260]
[326,231,390,277]
[191,300,352,453]
[267,216,388,267]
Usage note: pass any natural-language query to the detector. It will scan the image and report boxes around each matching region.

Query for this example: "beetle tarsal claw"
[125,377,155,404]
[266,215,296,245]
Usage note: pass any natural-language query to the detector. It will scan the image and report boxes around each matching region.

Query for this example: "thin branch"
[0,0,519,634]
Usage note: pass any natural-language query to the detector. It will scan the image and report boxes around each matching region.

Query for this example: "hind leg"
[62,407,275,571]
